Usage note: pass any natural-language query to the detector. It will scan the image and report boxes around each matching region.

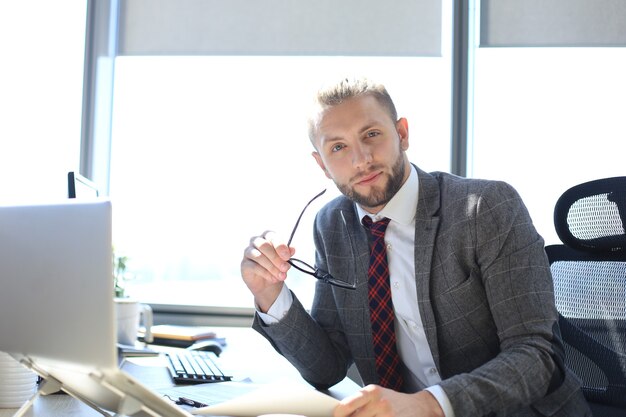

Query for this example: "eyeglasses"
[287,190,357,290]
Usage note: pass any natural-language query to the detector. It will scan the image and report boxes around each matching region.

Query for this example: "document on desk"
[162,380,339,417]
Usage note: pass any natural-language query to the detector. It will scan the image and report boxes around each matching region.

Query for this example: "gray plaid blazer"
[253,166,590,417]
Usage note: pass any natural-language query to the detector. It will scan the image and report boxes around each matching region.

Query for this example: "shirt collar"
[356,164,419,225]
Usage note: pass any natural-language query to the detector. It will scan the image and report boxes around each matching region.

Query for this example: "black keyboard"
[164,350,233,385]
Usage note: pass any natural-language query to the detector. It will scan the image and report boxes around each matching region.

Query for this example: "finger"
[255,232,293,270]
[243,243,288,282]
[241,251,282,285]
[262,230,293,261]
[335,389,371,417]
[252,236,291,274]
[360,386,392,417]
[246,235,291,279]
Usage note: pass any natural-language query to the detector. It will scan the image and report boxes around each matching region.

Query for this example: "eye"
[331,143,346,153]
[365,130,380,138]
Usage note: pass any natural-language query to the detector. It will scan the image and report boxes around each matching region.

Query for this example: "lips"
[355,171,381,186]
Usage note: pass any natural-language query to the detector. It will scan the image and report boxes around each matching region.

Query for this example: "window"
[0,2,87,203]
[470,47,626,246]
[110,53,453,309]
[471,0,626,245]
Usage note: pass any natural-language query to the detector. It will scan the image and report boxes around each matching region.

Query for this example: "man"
[240,78,590,417]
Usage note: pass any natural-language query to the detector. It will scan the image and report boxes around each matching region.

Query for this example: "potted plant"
[112,250,154,344]
[113,251,129,298]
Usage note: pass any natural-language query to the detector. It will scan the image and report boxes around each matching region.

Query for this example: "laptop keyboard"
[164,350,233,385]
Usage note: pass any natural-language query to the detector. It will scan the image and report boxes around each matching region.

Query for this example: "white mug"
[114,298,153,345]
[0,352,37,409]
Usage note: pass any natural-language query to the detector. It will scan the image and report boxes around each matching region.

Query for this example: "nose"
[352,142,373,168]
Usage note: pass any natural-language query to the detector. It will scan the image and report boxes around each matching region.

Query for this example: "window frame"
[81,0,625,323]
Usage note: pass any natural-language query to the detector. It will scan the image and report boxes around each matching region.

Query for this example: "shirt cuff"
[255,284,293,325]
[424,385,455,417]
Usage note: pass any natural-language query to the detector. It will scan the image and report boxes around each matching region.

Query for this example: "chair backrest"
[545,176,626,412]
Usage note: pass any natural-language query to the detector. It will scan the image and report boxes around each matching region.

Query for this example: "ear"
[312,151,332,179]
[396,118,409,151]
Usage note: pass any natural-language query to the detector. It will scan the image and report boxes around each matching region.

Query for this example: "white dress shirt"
[258,166,455,417]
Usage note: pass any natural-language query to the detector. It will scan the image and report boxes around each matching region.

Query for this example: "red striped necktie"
[362,216,404,391]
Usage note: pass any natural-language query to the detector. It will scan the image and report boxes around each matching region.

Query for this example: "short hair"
[307,78,398,144]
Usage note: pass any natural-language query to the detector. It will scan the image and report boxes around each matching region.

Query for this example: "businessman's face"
[311,94,411,213]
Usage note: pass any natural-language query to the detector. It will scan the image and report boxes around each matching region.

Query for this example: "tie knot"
[362,216,391,238]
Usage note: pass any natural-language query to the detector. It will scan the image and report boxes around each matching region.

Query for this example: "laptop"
[0,199,192,416]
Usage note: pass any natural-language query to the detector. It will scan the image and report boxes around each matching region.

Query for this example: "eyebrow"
[320,122,381,146]
[358,123,379,135]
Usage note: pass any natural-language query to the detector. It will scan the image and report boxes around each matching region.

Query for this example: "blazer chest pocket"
[438,270,493,332]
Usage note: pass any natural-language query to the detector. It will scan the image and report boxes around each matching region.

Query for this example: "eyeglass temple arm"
[315,270,355,289]
[287,189,327,247]
[290,259,354,290]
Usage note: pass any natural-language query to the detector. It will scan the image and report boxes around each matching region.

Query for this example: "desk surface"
[0,327,359,417]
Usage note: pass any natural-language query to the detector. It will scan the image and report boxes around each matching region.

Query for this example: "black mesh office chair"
[544,176,626,416]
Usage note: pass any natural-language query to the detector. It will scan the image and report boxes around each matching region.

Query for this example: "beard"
[336,154,407,210]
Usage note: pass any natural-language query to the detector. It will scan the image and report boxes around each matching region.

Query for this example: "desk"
[0,327,359,417]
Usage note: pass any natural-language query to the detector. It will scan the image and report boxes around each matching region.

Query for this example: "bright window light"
[109,56,452,308]
[0,1,86,203]
[471,47,626,245]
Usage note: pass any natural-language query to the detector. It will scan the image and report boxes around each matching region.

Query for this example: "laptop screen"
[0,199,116,370]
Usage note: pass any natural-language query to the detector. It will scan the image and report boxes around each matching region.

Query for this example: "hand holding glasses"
[287,190,357,290]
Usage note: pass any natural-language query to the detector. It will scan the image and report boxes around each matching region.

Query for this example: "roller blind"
[118,0,441,56]
[480,0,626,47]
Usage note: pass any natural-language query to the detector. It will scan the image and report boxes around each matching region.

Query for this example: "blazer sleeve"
[436,180,570,416]
[251,286,353,389]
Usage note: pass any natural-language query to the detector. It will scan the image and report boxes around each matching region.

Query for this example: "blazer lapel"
[333,203,381,382]
[333,204,370,288]
[413,167,442,369]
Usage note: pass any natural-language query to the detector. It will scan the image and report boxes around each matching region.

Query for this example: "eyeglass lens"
[287,191,356,290]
